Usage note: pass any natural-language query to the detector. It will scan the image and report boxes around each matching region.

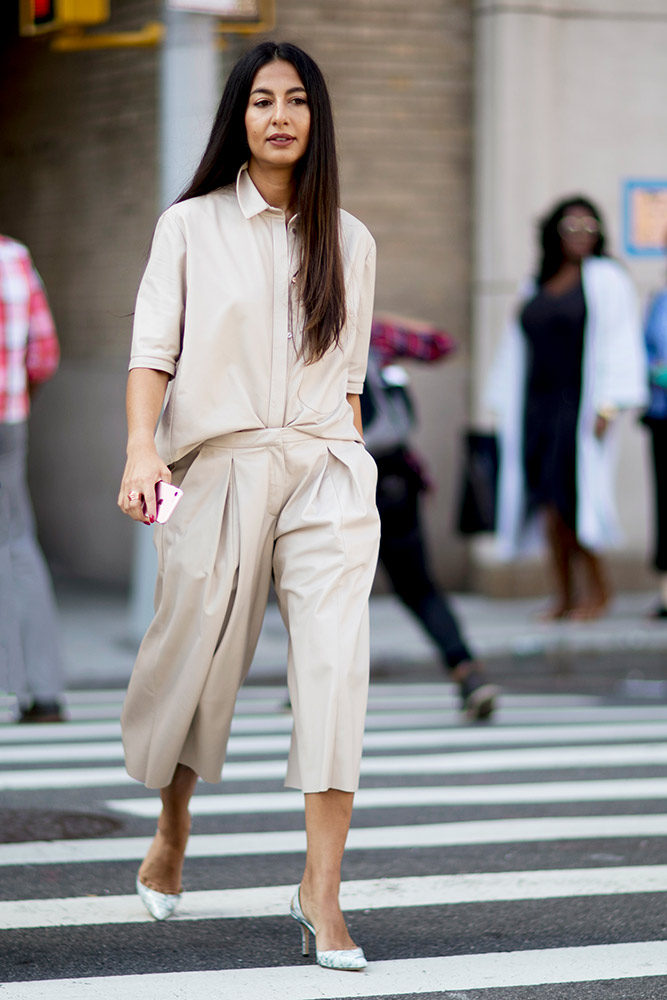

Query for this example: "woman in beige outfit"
[117,42,379,971]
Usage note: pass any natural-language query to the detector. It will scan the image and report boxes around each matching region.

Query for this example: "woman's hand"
[118,444,171,524]
[119,368,171,523]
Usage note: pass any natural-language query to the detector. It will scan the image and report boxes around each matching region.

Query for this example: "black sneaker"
[459,671,498,722]
[18,700,64,723]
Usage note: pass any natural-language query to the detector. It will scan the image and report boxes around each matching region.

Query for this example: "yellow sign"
[19,0,109,35]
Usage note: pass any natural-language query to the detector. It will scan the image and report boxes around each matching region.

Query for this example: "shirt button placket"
[267,213,290,428]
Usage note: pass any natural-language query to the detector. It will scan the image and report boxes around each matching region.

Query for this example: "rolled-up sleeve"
[346,239,376,394]
[129,211,186,376]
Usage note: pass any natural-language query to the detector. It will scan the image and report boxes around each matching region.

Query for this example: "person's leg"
[299,789,357,952]
[377,459,496,717]
[377,464,472,668]
[650,423,667,609]
[138,763,198,894]
[0,422,63,714]
[570,544,610,620]
[126,442,276,913]
[275,439,379,955]
[541,505,576,619]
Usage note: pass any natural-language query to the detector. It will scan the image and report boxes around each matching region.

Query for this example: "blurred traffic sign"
[19,0,109,35]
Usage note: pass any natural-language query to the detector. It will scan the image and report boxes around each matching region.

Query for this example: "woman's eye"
[254,99,271,108]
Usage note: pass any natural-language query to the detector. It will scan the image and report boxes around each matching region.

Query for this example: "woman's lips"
[268,134,296,145]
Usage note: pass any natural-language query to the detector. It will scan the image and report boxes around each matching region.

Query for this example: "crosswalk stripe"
[0,685,612,705]
[6,720,667,765]
[2,814,667,868]
[2,865,666,931]
[3,942,667,998]
[3,705,667,743]
[0,690,609,726]
[5,740,667,790]
[4,685,667,996]
[104,776,667,817]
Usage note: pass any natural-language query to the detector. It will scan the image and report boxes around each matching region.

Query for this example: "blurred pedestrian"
[0,235,64,722]
[488,196,647,619]
[642,251,667,617]
[362,313,497,720]
[117,42,379,971]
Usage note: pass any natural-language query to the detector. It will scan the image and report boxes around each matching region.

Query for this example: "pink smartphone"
[143,481,183,523]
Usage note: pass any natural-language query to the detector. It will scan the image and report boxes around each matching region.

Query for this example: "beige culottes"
[121,428,380,792]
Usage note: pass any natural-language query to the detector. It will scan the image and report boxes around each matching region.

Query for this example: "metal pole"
[128,3,220,640]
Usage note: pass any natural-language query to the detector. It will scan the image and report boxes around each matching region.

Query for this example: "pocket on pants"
[326,440,379,514]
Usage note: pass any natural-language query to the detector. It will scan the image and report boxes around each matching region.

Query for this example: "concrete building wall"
[472,0,667,594]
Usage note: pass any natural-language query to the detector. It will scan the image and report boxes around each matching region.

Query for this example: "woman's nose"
[272,101,289,125]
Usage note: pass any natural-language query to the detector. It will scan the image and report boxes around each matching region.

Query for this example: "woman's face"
[557,205,600,262]
[245,60,311,172]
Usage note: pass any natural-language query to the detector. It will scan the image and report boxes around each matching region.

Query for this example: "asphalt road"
[2,666,667,998]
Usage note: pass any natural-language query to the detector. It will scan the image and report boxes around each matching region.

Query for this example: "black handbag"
[456,431,499,534]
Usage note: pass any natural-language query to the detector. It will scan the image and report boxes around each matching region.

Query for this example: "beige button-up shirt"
[130,165,376,466]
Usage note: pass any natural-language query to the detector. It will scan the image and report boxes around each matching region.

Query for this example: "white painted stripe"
[0,723,123,744]
[61,691,126,704]
[2,814,667,867]
[2,865,666,931]
[7,721,667,765]
[0,683,603,705]
[3,705,667,744]
[105,776,667,817]
[5,741,667,790]
[2,942,667,998]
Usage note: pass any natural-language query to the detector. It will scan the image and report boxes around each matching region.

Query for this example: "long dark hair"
[536,195,607,285]
[178,41,345,363]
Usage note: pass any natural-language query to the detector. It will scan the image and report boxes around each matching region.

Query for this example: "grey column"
[129,4,220,640]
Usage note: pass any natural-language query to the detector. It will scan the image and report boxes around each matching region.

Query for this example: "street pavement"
[3,678,667,992]
[1,586,667,996]
[52,579,667,690]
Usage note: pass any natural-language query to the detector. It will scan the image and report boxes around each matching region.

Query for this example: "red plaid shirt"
[370,316,456,365]
[0,236,59,423]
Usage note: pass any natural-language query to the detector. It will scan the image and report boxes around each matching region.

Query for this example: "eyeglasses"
[557,216,600,237]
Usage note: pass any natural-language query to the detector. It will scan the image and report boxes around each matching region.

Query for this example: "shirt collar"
[236,162,298,224]
[236,162,274,219]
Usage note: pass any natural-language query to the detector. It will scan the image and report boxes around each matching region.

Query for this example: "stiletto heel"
[290,886,367,972]
[299,921,310,956]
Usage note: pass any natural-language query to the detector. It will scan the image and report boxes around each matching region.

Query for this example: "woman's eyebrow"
[249,86,307,97]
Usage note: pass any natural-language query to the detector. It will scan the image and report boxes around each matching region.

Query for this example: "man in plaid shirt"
[0,235,64,722]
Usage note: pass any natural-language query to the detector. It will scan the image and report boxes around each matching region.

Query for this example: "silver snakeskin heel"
[290,887,367,972]
[136,874,181,921]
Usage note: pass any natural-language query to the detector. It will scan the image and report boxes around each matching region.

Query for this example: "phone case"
[143,481,184,523]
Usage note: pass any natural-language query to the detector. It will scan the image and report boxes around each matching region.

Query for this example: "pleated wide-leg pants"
[121,428,380,792]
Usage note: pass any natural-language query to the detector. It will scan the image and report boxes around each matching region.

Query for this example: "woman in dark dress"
[490,195,646,618]
[519,199,614,619]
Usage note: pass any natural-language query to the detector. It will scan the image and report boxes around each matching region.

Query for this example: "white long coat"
[487,257,649,558]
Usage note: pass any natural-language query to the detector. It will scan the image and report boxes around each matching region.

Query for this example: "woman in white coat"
[488,196,647,619]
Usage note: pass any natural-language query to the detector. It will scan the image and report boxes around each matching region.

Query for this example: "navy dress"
[520,281,586,531]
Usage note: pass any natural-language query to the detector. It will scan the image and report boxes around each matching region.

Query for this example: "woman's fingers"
[119,485,150,524]
[117,450,171,524]
[142,481,158,524]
